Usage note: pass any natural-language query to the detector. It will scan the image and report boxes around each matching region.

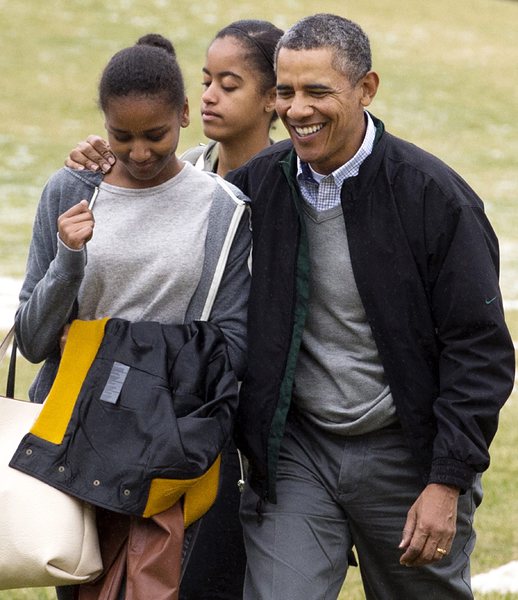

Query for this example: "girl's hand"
[58,200,95,250]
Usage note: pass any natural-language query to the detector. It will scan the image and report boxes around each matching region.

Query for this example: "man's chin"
[295,151,323,171]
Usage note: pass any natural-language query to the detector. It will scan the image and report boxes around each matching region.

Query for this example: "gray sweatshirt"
[16,166,251,403]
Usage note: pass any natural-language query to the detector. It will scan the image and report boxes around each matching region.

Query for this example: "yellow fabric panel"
[182,454,221,526]
[30,318,109,444]
[144,454,222,525]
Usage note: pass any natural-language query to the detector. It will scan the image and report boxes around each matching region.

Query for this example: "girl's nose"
[201,82,217,105]
[129,140,151,162]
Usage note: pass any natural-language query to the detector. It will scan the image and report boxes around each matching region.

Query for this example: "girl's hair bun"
[136,33,176,57]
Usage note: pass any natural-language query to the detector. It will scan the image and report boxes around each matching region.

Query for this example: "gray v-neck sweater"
[293,202,396,435]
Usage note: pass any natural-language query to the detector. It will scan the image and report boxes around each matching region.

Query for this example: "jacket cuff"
[427,457,476,493]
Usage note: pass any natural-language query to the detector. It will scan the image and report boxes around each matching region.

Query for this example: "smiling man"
[228,13,515,600]
[275,45,378,175]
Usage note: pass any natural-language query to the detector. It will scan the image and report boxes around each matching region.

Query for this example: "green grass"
[1,0,517,598]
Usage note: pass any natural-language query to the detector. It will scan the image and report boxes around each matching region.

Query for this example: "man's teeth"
[295,124,323,137]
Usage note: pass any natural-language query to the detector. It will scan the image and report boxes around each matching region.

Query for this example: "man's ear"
[359,71,380,107]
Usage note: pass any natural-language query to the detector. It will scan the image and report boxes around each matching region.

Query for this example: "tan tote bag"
[0,325,103,590]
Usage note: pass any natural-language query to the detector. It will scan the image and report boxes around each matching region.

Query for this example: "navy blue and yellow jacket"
[10,317,238,526]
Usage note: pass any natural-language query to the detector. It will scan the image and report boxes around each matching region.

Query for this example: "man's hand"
[65,134,115,174]
[58,200,95,250]
[399,483,460,567]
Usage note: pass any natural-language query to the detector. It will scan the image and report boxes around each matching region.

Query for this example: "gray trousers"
[240,411,481,600]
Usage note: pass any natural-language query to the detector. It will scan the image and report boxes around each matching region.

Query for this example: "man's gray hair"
[275,13,372,84]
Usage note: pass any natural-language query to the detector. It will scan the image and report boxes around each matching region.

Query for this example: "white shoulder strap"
[194,152,205,170]
[199,176,248,321]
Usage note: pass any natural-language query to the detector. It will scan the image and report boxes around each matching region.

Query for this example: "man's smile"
[293,123,325,137]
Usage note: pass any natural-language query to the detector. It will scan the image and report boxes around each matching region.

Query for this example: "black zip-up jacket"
[228,116,515,502]
[11,318,238,524]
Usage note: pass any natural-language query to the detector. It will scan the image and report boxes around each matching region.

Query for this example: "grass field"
[0,0,517,598]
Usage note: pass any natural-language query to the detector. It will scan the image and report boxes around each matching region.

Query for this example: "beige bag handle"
[0,325,16,398]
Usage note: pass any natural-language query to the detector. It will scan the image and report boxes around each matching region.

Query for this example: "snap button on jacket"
[10,318,239,525]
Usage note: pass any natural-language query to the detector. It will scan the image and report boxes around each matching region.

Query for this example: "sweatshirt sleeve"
[15,177,87,363]
[208,204,251,380]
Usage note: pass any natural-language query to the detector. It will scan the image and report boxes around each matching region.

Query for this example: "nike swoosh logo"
[485,296,497,305]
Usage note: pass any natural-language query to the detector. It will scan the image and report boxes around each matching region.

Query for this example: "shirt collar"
[297,111,376,185]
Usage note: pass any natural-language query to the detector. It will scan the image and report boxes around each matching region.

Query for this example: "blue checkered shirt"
[297,112,376,211]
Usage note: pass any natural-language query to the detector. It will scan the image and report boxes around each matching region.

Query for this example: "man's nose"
[286,93,314,119]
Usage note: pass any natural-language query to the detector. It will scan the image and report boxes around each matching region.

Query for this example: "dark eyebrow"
[307,84,333,91]
[202,67,244,82]
[276,83,332,92]
[109,125,168,135]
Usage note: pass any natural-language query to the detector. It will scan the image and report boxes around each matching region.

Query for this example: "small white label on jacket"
[100,362,130,404]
